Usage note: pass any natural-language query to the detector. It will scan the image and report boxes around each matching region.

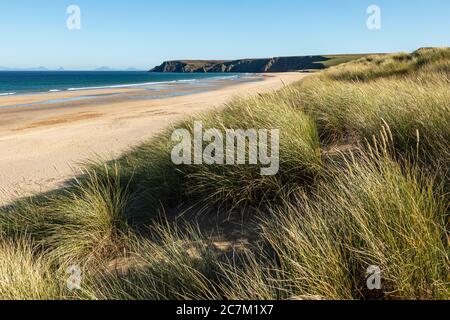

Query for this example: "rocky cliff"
[149,55,356,73]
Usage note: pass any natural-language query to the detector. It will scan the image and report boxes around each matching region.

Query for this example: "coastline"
[0,71,247,97]
[0,73,257,109]
[0,72,309,204]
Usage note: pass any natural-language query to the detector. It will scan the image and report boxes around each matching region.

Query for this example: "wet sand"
[0,72,309,204]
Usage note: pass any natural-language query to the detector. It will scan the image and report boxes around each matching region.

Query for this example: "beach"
[0,72,308,204]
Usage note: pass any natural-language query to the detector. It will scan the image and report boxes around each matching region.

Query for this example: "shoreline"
[0,74,260,109]
[0,72,253,100]
[0,72,309,205]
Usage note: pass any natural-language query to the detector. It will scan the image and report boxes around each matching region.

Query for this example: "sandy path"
[0,72,308,204]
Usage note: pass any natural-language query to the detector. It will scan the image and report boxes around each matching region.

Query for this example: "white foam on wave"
[0,75,244,96]
[0,72,251,97]
[209,75,240,81]
[65,76,241,92]
[66,81,176,91]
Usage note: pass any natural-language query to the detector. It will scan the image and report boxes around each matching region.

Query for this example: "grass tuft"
[0,47,448,300]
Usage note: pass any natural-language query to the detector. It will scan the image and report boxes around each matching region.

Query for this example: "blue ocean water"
[0,71,242,95]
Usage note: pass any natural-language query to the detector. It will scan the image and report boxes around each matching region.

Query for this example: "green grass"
[295,72,450,169]
[0,238,68,299]
[324,48,450,81]
[0,163,132,267]
[261,146,448,300]
[0,48,448,300]
[177,93,323,209]
[90,90,323,213]
[316,54,373,68]
[79,224,224,300]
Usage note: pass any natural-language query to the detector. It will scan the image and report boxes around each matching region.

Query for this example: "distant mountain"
[0,66,49,71]
[150,54,369,73]
[0,66,144,72]
[29,66,48,71]
[94,67,144,71]
[95,66,115,71]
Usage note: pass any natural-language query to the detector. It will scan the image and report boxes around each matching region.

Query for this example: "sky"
[0,0,449,70]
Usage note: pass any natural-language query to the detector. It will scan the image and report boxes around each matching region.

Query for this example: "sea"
[0,71,247,96]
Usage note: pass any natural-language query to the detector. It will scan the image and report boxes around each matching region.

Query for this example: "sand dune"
[0,72,309,204]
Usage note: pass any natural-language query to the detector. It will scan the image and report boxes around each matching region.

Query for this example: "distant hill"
[94,67,143,71]
[0,66,49,71]
[95,67,115,71]
[150,54,370,73]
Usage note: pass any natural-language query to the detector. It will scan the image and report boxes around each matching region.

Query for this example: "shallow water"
[0,71,247,95]
[0,75,262,110]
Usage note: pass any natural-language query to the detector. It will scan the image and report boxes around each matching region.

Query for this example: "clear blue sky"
[0,0,449,70]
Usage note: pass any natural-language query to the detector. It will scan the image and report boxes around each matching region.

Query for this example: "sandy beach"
[0,72,308,204]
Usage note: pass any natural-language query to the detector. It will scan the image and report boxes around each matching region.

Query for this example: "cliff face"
[150,56,332,73]
[151,60,229,73]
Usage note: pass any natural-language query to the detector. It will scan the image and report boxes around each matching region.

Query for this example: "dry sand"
[0,72,308,204]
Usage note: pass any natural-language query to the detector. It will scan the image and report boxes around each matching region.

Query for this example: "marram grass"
[0,48,449,300]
